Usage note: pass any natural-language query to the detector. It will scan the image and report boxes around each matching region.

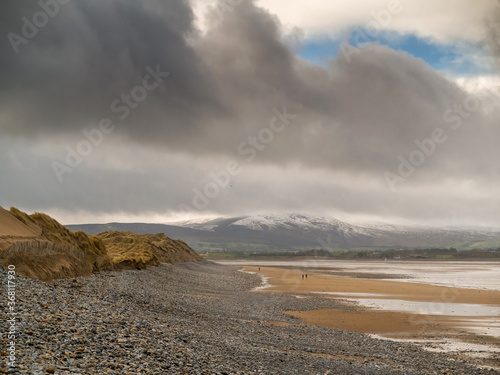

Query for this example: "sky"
[0,0,499,226]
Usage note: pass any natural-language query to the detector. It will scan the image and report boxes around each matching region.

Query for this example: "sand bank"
[245,265,500,369]
[245,266,500,305]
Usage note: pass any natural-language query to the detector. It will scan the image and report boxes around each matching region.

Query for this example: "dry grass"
[0,206,40,237]
[9,208,113,271]
[97,231,203,269]
[1,207,202,280]
[1,241,93,281]
[1,207,113,280]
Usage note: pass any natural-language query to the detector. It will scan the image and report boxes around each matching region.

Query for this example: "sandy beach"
[245,266,500,305]
[3,262,498,374]
[244,265,500,370]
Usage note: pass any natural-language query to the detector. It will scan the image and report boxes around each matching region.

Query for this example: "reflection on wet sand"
[240,263,500,370]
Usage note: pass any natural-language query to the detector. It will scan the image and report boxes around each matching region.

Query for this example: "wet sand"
[245,266,500,305]
[245,265,500,369]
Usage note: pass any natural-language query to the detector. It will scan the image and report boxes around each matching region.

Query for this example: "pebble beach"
[1,262,498,374]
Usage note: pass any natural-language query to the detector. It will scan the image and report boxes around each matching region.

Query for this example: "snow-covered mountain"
[171,217,223,232]
[230,214,346,231]
[168,213,500,250]
[69,213,500,252]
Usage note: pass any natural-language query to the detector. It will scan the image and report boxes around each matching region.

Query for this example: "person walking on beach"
[301,274,304,280]
[305,274,308,279]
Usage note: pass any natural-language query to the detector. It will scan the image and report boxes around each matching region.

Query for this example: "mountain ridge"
[68,213,500,252]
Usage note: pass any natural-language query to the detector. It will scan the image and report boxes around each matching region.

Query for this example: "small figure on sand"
[258,267,260,271]
[301,274,304,280]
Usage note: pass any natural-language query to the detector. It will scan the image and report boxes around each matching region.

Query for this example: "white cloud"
[252,0,497,43]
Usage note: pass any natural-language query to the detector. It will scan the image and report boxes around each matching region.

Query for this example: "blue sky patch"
[298,30,492,76]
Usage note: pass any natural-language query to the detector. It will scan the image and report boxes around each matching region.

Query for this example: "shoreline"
[2,262,498,374]
[207,257,500,263]
[244,265,500,370]
[244,266,500,303]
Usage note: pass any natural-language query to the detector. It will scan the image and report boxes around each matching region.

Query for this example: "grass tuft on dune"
[0,207,202,281]
[97,231,203,269]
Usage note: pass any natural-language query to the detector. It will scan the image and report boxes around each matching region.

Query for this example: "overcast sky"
[1,0,499,226]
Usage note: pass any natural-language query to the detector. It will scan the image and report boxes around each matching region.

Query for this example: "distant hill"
[68,213,500,253]
[0,207,202,281]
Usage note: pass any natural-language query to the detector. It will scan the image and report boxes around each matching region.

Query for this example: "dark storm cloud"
[1,0,478,168]
[0,0,222,140]
[194,2,496,179]
[483,6,500,69]
[1,0,499,223]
